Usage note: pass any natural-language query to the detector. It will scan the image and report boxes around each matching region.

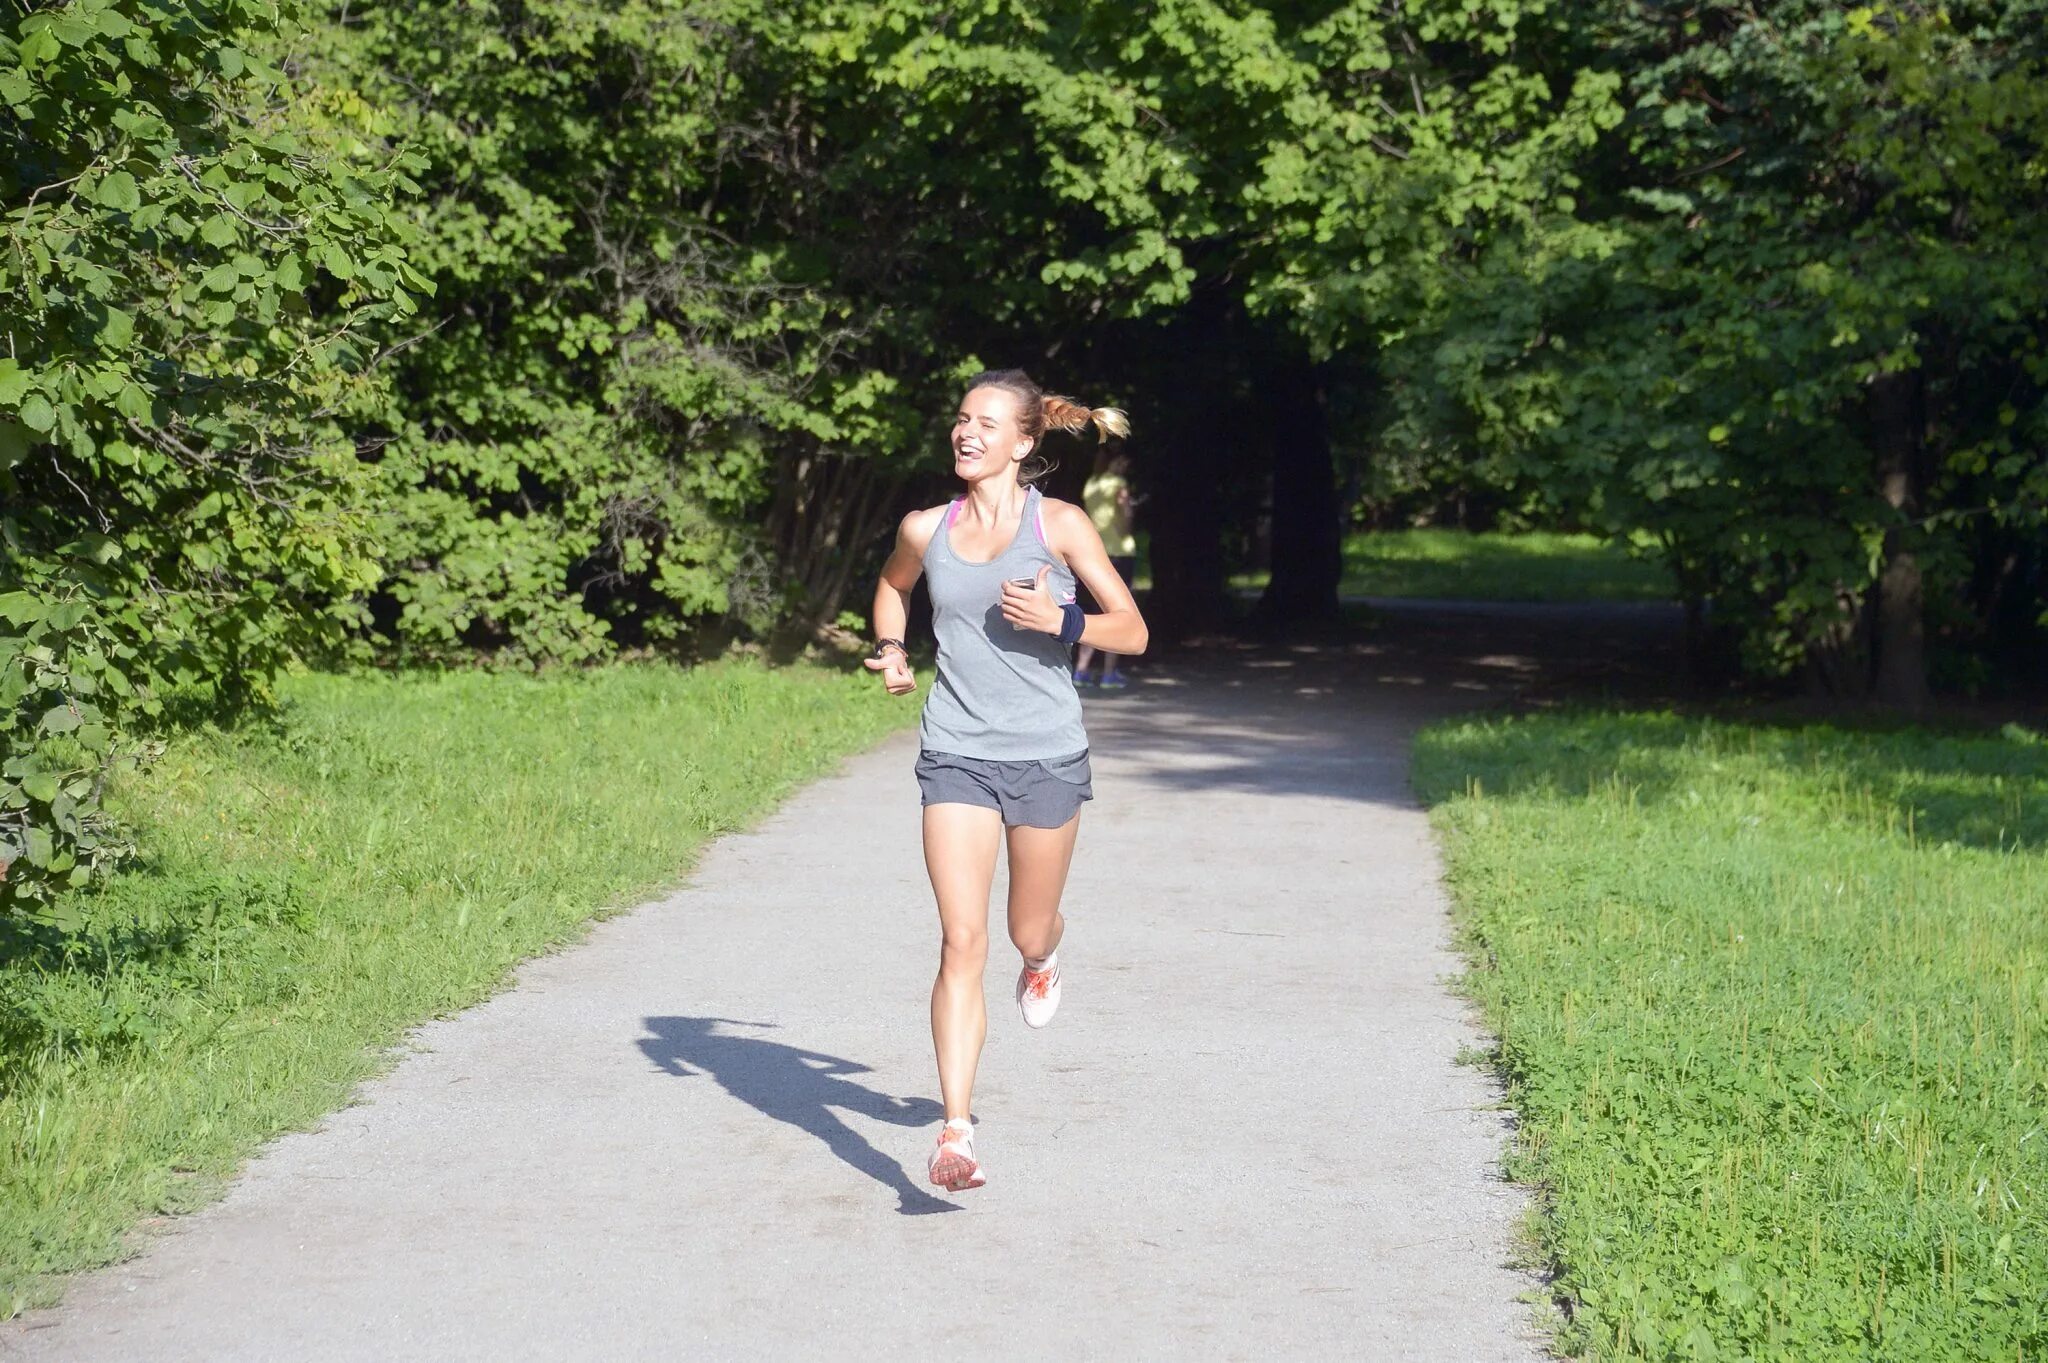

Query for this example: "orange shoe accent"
[1017,955,1062,1028]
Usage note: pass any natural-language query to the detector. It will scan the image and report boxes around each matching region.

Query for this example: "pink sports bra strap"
[939,489,1049,546]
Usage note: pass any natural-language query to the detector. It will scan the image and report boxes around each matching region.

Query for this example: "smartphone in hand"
[1008,576,1036,629]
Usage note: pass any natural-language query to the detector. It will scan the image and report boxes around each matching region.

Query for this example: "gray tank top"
[919,485,1089,761]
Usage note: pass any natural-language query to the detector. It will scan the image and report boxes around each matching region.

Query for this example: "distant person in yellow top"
[1072,449,1137,689]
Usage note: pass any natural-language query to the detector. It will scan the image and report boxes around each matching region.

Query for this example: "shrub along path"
[4,606,1678,1361]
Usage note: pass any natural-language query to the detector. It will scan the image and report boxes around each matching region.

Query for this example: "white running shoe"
[928,1119,985,1191]
[1016,952,1062,1029]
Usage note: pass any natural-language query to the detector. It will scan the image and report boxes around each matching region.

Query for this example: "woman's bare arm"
[1003,499,1148,655]
[865,506,945,695]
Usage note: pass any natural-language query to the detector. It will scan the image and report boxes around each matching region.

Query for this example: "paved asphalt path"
[7,604,1676,1361]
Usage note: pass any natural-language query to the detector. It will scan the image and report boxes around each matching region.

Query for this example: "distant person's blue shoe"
[1071,669,1094,687]
[1099,671,1130,690]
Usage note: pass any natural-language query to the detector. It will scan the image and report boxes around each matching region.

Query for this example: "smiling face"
[951,385,1033,486]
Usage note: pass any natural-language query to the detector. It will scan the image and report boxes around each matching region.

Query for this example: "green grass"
[1414,714,2048,1361]
[0,660,912,1314]
[1232,528,1674,601]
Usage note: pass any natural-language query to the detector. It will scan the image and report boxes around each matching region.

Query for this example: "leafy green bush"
[1417,713,2047,1360]
[0,0,424,911]
[0,537,154,917]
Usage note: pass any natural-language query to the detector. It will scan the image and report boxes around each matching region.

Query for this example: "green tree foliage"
[314,0,940,662]
[322,0,1367,653]
[307,0,1712,648]
[749,1,1629,628]
[9,0,2046,913]
[0,0,423,913]
[1387,2,2048,697]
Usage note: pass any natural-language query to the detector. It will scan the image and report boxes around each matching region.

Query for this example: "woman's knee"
[939,921,987,969]
[1007,908,1063,955]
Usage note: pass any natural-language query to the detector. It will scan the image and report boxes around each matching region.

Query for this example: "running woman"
[864,369,1149,1192]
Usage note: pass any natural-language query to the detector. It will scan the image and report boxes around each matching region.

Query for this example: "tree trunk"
[1869,368,1929,710]
[1255,340,1342,627]
[1142,423,1232,642]
[1803,587,1871,701]
[1132,296,1238,642]
[1681,593,1709,687]
[764,448,906,634]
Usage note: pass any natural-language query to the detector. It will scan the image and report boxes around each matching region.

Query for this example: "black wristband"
[872,637,906,659]
[1056,603,1086,645]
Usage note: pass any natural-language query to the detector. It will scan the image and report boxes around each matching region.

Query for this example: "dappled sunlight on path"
[1083,598,1683,806]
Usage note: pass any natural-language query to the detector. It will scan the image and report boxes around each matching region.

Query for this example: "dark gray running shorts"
[915,749,1093,828]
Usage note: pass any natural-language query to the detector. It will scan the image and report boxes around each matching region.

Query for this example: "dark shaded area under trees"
[5,0,2047,910]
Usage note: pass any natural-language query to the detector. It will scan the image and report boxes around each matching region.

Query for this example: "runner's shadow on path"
[637,1016,959,1216]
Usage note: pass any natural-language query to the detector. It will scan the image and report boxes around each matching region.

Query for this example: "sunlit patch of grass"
[1416,714,2047,1361]
[0,660,912,1313]
[1233,529,1673,601]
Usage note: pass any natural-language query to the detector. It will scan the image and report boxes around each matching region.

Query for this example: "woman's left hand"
[1000,566,1063,634]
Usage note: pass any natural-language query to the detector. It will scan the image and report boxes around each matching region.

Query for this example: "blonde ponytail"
[1042,395,1131,444]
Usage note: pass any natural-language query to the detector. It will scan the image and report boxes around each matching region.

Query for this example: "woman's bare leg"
[923,803,1003,1121]
[1006,813,1080,962]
